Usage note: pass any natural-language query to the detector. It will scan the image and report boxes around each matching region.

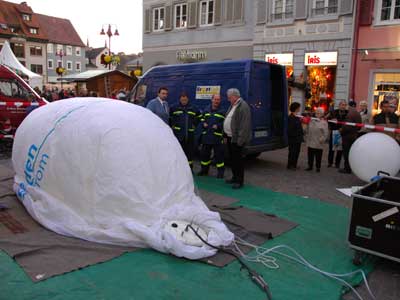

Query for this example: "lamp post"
[100,24,119,70]
[56,49,66,89]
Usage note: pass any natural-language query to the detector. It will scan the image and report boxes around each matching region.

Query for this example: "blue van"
[129,59,288,156]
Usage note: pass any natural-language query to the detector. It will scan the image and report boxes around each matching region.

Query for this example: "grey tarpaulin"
[0,164,297,281]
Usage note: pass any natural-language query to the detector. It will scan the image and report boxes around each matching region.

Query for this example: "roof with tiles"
[0,0,47,40]
[36,13,85,47]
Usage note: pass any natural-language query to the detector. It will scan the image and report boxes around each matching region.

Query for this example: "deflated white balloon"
[349,133,400,182]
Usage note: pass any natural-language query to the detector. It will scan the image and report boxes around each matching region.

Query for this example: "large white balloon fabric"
[349,133,400,182]
[12,98,234,260]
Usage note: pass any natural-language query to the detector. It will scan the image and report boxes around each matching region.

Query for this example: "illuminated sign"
[176,50,207,62]
[265,53,293,66]
[304,52,337,66]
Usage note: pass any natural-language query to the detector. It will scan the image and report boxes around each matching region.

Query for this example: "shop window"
[48,59,53,69]
[153,7,165,31]
[305,66,336,112]
[30,64,43,75]
[175,3,188,29]
[376,0,400,24]
[29,46,42,56]
[200,0,214,26]
[312,0,338,16]
[10,43,25,58]
[372,73,400,115]
[272,0,294,21]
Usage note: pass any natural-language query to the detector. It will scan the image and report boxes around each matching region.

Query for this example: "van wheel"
[246,152,261,159]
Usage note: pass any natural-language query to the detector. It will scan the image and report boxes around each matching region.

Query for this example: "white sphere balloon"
[349,133,400,182]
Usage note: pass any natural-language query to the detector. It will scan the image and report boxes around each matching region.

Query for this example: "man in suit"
[223,88,252,189]
[146,87,170,124]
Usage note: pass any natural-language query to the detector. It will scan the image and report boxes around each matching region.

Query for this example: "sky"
[8,0,143,54]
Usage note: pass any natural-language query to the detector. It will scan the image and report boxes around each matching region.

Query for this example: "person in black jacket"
[170,92,201,169]
[287,102,303,170]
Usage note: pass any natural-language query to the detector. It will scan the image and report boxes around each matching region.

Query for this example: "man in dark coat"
[287,102,303,170]
[339,105,362,174]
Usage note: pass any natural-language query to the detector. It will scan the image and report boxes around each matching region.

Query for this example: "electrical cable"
[186,224,273,300]
[234,237,376,300]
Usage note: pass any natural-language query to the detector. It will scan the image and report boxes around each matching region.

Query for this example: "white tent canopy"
[0,40,42,88]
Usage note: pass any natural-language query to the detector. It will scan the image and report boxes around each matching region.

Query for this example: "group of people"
[146,87,252,189]
[287,99,400,174]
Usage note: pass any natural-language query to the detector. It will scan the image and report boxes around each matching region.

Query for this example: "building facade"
[36,14,86,84]
[0,0,85,86]
[0,1,48,85]
[254,0,355,109]
[142,0,254,71]
[350,0,400,116]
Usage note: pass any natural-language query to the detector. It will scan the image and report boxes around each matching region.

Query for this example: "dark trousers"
[328,131,342,167]
[179,139,194,168]
[227,138,244,184]
[287,142,301,168]
[200,143,225,175]
[308,147,323,170]
[342,138,355,172]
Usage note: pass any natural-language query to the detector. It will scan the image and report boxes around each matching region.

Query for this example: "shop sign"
[176,50,207,62]
[304,52,337,66]
[265,53,293,66]
[195,85,221,100]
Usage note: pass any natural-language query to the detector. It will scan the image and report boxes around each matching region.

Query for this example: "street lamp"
[100,24,119,70]
[56,49,66,89]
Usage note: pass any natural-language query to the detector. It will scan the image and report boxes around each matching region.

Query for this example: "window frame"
[153,7,165,32]
[311,0,338,17]
[22,14,31,21]
[75,47,81,56]
[47,44,53,53]
[57,60,63,68]
[29,46,42,56]
[11,43,25,58]
[76,62,81,71]
[66,61,73,71]
[48,59,53,69]
[375,0,400,25]
[29,27,38,35]
[272,0,295,22]
[199,0,215,27]
[66,46,73,55]
[30,64,43,75]
[174,3,188,29]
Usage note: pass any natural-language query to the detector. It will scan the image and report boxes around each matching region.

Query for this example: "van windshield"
[0,79,30,100]
[130,83,147,105]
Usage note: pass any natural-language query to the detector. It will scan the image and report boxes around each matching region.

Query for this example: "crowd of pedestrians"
[287,99,400,175]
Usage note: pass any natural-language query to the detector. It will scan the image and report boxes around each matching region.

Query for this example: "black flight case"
[348,175,400,264]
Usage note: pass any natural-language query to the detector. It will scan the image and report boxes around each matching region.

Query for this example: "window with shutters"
[376,0,400,24]
[153,7,165,31]
[312,0,338,16]
[272,0,294,21]
[199,0,214,26]
[175,3,188,29]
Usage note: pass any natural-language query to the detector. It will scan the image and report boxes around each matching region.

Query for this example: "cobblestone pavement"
[1,145,399,300]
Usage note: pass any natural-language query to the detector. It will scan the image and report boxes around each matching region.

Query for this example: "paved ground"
[1,146,399,300]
